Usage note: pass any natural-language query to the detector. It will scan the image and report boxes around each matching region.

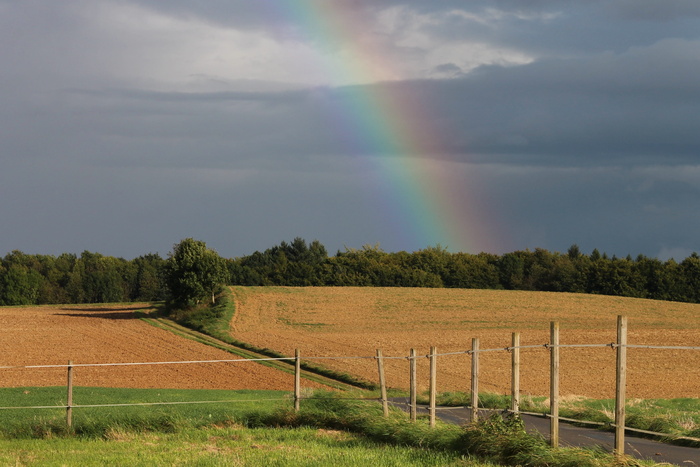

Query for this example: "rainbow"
[275,1,505,253]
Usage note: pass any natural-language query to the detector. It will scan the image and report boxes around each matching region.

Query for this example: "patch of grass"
[503,394,700,446]
[413,391,700,447]
[519,394,549,413]
[276,317,328,328]
[0,425,488,466]
[556,397,700,442]
[415,391,518,411]
[0,387,289,439]
[246,391,647,467]
[0,389,656,466]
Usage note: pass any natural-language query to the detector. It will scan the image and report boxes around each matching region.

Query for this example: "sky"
[2,0,700,261]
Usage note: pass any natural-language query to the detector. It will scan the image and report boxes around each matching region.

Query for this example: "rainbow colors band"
[275,1,504,252]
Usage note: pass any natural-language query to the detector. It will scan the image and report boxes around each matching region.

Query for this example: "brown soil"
[0,304,313,390]
[229,287,700,399]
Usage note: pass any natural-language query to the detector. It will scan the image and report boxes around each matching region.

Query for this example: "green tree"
[497,252,527,289]
[0,251,44,305]
[0,263,43,305]
[78,251,127,303]
[165,238,228,306]
[444,253,498,289]
[36,253,74,304]
[679,253,700,303]
[133,253,166,301]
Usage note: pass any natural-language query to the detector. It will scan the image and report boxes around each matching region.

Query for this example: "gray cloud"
[57,36,700,168]
[1,0,699,259]
[608,0,700,21]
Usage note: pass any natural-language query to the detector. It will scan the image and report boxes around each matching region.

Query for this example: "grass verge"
[0,425,489,466]
[0,388,653,466]
[0,387,289,439]
[415,390,700,447]
[244,391,650,467]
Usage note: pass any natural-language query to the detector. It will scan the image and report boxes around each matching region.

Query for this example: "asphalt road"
[387,398,700,466]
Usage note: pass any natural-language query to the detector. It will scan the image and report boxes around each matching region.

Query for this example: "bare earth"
[229,287,700,399]
[0,304,306,391]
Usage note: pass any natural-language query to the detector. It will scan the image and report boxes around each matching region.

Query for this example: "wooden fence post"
[294,349,301,412]
[376,349,389,417]
[409,348,417,421]
[66,360,74,428]
[550,322,560,447]
[511,332,520,413]
[615,316,628,456]
[429,346,437,427]
[471,338,479,422]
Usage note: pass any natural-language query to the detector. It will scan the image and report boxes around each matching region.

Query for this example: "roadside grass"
[244,391,648,467]
[0,387,290,439]
[415,390,700,445]
[565,397,700,445]
[0,389,650,466]
[0,426,484,467]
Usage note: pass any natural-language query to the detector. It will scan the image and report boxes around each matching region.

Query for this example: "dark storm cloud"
[431,41,700,165]
[609,0,700,21]
[133,1,700,55]
[60,33,700,169]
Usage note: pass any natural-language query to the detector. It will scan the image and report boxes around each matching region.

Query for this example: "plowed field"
[0,304,311,390]
[229,287,700,399]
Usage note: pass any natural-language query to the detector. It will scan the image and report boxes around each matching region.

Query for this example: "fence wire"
[2,342,697,371]
[1,337,697,446]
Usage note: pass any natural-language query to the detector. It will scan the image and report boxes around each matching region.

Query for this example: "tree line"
[0,250,166,306]
[229,239,700,303]
[1,238,699,306]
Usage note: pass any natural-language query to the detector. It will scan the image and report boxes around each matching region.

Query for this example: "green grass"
[562,397,700,443]
[245,391,649,466]
[0,388,654,466]
[512,394,700,444]
[0,387,491,466]
[0,426,486,466]
[415,391,513,410]
[415,390,700,445]
[0,387,290,439]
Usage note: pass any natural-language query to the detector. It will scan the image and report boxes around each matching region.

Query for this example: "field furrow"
[0,304,317,390]
[229,287,700,399]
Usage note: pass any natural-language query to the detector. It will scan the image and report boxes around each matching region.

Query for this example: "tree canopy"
[165,238,228,307]
[1,239,699,307]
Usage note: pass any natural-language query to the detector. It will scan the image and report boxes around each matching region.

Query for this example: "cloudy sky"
[2,0,700,260]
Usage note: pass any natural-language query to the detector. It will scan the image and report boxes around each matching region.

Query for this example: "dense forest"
[1,238,699,306]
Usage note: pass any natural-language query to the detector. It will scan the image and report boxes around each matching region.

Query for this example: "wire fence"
[1,316,698,456]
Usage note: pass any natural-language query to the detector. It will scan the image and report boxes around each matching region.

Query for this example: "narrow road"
[388,398,700,466]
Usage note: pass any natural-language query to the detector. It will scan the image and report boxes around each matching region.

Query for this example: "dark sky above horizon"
[2,1,700,260]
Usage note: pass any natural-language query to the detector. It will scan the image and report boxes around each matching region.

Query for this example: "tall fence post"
[470,338,480,422]
[511,332,520,413]
[615,315,628,456]
[294,349,301,412]
[429,346,437,427]
[409,348,417,421]
[550,322,560,447]
[376,349,389,417]
[66,360,74,428]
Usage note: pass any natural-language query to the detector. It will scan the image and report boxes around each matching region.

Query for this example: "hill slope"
[228,287,700,399]
[0,303,314,390]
